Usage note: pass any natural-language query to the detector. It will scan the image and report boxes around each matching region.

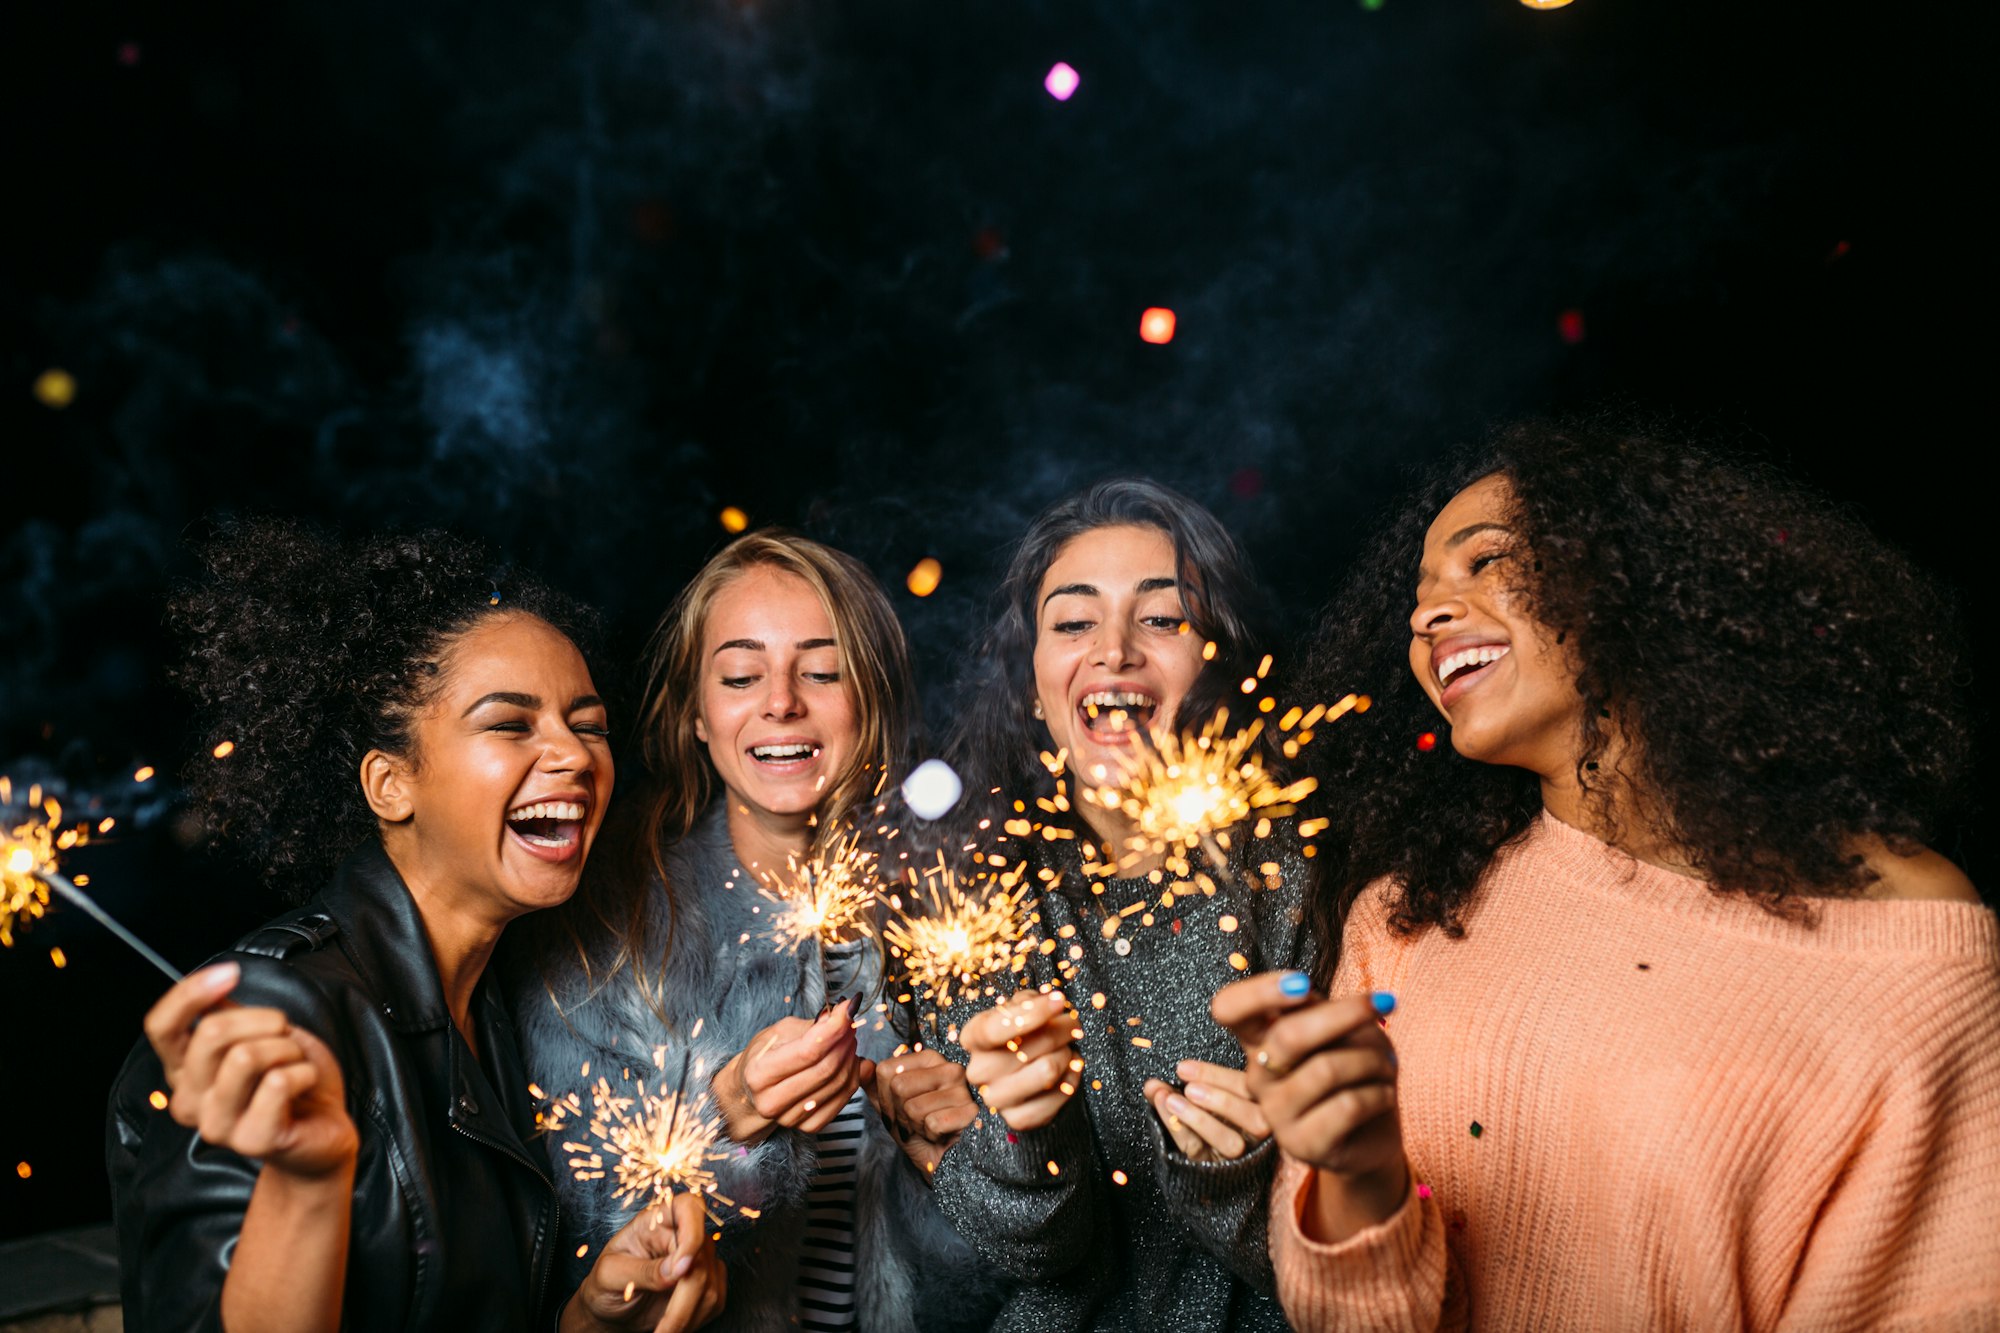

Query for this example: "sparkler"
[883,859,1034,1009]
[545,1046,758,1221]
[2,783,180,980]
[1080,694,1361,967]
[760,827,882,952]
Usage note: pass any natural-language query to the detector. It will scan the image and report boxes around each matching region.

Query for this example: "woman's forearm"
[220,1156,357,1333]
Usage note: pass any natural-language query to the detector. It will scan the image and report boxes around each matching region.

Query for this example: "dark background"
[3,0,1985,1240]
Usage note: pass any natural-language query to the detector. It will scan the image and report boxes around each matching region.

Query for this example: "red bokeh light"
[1417,732,1437,751]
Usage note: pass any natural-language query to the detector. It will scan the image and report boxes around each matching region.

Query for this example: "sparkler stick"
[40,866,182,982]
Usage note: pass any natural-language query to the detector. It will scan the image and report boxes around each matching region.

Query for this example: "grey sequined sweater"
[925,828,1311,1332]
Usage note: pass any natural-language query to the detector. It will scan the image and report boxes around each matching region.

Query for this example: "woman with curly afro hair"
[105,521,723,1333]
[1212,416,2000,1330]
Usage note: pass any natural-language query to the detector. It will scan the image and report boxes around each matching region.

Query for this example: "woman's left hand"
[866,1048,978,1174]
[1143,1059,1271,1162]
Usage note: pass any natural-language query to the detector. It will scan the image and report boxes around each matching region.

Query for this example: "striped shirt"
[797,1086,866,1330]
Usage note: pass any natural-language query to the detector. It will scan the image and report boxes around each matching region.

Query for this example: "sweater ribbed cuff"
[1272,1156,1443,1333]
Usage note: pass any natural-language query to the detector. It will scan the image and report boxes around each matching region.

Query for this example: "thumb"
[857,1057,877,1085]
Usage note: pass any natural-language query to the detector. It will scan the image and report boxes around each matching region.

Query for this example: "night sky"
[4,0,1986,1239]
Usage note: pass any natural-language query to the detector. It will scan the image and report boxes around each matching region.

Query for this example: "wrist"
[257,1148,357,1211]
[714,1053,772,1145]
[1302,1159,1409,1244]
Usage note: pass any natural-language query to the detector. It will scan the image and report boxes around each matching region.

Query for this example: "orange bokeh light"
[1139,308,1177,345]
[906,558,942,598]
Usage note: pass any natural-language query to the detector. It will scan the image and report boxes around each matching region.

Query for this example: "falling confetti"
[1138,308,1177,345]
[1044,62,1080,101]
[906,557,943,597]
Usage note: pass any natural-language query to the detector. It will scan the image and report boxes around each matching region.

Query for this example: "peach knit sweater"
[1272,813,2000,1332]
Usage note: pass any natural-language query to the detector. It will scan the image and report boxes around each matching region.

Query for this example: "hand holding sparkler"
[1142,1059,1270,1163]
[561,1191,726,1333]
[961,990,1085,1131]
[1210,971,1406,1243]
[144,961,360,1176]
[867,1047,978,1173]
[711,1001,865,1145]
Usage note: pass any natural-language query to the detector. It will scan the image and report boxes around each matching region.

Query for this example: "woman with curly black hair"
[1214,417,2000,1330]
[105,521,723,1333]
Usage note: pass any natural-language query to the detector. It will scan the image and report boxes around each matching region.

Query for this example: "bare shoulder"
[1857,842,1983,904]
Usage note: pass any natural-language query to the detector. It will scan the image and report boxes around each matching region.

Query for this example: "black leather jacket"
[106,844,565,1333]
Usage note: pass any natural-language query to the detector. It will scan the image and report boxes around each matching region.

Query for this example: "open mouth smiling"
[1078,689,1158,739]
[749,740,822,767]
[505,796,589,863]
[1435,642,1510,703]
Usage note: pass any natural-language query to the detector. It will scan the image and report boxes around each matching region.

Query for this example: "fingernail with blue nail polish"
[1370,991,1397,1016]
[1279,972,1311,998]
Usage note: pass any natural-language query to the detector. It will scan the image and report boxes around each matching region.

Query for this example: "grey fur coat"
[513,803,1004,1333]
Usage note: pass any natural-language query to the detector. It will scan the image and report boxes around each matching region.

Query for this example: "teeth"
[752,743,818,760]
[1080,690,1157,711]
[508,801,585,822]
[1437,645,1510,685]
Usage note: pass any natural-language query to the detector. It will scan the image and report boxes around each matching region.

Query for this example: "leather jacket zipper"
[448,1118,562,1321]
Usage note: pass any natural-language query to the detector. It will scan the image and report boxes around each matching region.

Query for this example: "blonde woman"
[517,531,995,1333]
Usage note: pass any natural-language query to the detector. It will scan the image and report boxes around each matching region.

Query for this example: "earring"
[1032,700,1045,720]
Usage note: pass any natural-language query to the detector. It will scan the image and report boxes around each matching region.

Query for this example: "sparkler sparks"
[883,860,1033,1008]
[1082,703,1346,871]
[1,781,181,979]
[544,1048,758,1221]
[760,828,881,951]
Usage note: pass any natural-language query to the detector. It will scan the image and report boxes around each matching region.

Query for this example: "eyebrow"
[461,691,605,716]
[711,637,838,656]
[1041,576,1179,609]
[1417,522,1514,582]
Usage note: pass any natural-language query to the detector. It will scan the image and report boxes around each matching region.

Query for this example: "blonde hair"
[553,530,917,1017]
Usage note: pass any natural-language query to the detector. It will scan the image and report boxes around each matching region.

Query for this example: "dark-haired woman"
[516,530,994,1333]
[1215,419,2000,1330]
[106,522,723,1333]
[925,479,1308,1332]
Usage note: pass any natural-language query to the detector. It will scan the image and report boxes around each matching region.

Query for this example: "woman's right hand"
[712,1001,863,1144]
[960,990,1084,1131]
[143,961,359,1178]
[1211,971,1407,1241]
